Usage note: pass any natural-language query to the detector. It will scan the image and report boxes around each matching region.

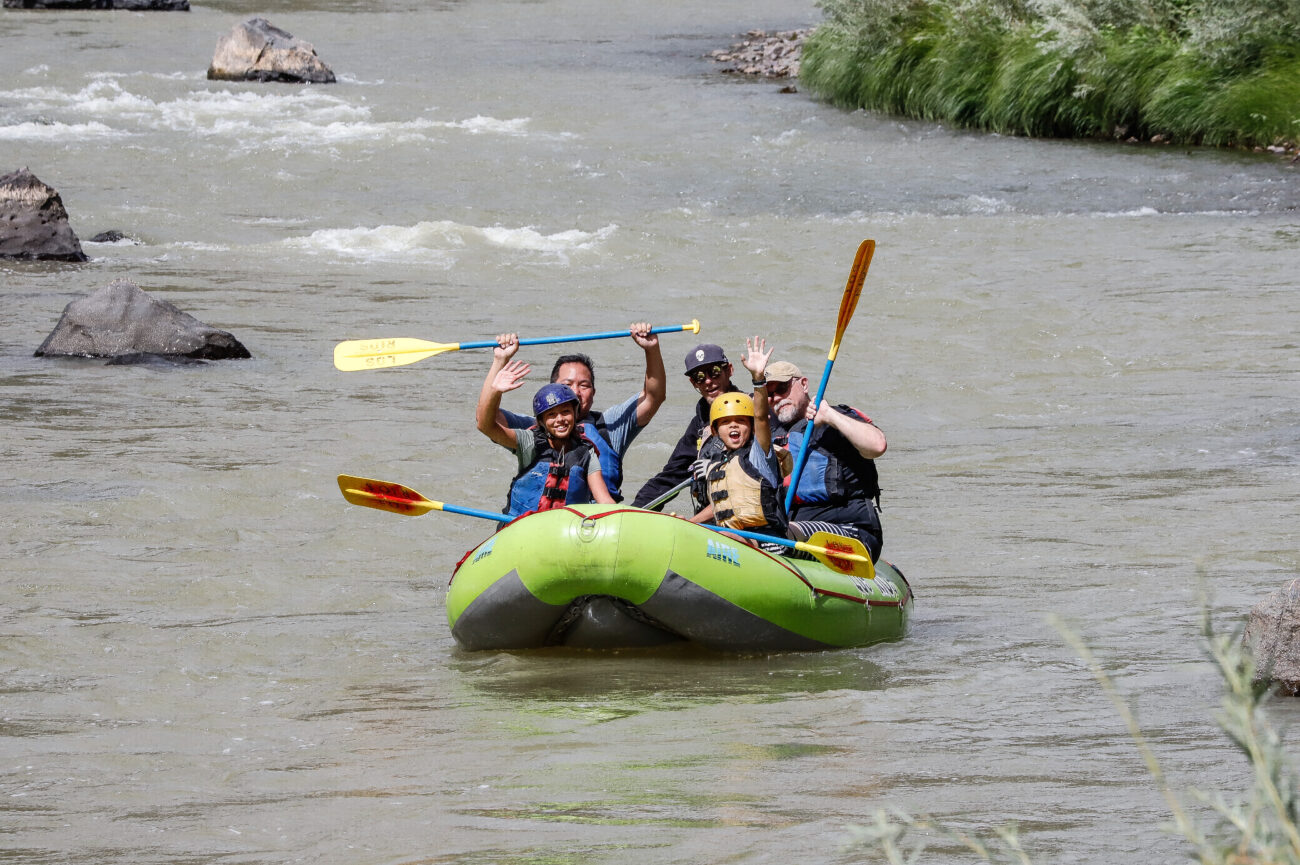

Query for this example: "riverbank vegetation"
[800,0,1300,152]
[848,611,1300,863]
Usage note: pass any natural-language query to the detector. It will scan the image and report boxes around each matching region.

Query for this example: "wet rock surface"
[709,29,808,80]
[0,168,86,262]
[1246,579,1300,695]
[36,278,251,361]
[208,17,336,84]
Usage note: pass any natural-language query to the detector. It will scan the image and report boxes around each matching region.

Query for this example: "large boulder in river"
[3,1,188,8]
[208,18,336,83]
[35,279,251,361]
[0,168,87,262]
[1245,579,1300,695]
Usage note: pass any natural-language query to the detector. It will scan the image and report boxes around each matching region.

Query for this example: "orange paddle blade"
[828,239,874,361]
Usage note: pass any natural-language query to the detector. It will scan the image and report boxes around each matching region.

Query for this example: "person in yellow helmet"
[688,337,789,548]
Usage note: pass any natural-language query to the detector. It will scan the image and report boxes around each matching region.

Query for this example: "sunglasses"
[765,379,794,398]
[688,364,726,385]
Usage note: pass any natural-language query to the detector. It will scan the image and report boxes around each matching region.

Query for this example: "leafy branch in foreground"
[847,610,1300,864]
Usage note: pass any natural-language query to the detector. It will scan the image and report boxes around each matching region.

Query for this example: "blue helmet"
[532,383,579,420]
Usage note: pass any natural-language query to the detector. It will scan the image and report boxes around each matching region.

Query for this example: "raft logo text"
[706,539,741,567]
[472,539,495,564]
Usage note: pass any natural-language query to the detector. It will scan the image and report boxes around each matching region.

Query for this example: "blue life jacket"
[505,429,598,518]
[785,406,881,506]
[579,411,623,503]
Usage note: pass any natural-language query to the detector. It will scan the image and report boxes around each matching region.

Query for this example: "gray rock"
[0,168,87,262]
[3,1,188,9]
[88,230,131,244]
[208,17,336,84]
[35,279,251,361]
[1245,579,1300,695]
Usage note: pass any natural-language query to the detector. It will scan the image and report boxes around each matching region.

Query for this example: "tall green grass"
[801,0,1300,148]
[847,611,1300,863]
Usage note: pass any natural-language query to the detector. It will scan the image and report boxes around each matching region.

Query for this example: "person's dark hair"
[551,353,595,384]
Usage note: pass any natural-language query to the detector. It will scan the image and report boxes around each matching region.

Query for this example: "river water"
[2,1,1298,862]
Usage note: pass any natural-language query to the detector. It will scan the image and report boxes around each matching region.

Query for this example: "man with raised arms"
[496,322,665,503]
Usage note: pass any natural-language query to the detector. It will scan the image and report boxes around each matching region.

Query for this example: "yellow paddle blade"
[333,338,458,371]
[802,531,875,580]
[827,238,874,362]
[337,474,441,516]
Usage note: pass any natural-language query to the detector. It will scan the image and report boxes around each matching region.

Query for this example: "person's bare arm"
[630,321,666,428]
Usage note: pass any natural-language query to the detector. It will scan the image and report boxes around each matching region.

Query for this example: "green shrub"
[801,0,1300,148]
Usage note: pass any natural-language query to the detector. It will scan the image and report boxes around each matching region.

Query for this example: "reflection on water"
[449,646,889,708]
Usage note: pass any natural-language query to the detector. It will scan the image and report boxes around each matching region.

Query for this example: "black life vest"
[785,405,881,505]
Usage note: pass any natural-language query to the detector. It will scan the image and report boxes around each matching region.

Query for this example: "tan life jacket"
[705,450,786,531]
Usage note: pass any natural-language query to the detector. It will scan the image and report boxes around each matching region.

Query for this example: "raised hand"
[741,336,773,381]
[494,333,520,361]
[492,359,530,393]
[629,321,658,350]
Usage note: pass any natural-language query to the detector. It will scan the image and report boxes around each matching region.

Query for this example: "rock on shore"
[709,29,808,79]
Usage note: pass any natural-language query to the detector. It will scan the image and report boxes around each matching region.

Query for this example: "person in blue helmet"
[476,345,615,520]
[492,324,665,503]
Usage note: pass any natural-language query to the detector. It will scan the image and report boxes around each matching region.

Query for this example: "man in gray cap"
[765,360,888,561]
[631,342,743,508]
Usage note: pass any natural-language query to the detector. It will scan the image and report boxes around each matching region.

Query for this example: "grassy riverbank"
[800,0,1300,153]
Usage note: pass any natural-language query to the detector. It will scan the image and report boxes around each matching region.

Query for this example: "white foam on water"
[0,76,548,150]
[434,115,532,136]
[0,120,125,141]
[282,220,617,265]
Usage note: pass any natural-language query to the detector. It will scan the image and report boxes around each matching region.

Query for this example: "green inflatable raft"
[448,504,913,652]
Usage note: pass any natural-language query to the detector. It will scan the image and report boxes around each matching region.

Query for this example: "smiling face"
[713,415,753,451]
[687,362,733,404]
[552,361,595,418]
[539,403,577,440]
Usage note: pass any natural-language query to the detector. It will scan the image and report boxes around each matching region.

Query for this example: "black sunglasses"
[766,379,793,398]
[688,364,726,385]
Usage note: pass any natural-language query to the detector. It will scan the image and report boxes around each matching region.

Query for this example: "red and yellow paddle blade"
[827,239,874,362]
[333,338,458,371]
[337,474,441,516]
[802,531,875,580]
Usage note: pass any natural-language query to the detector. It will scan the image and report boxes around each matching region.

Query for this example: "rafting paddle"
[695,525,875,580]
[337,474,874,579]
[338,474,510,522]
[783,239,874,512]
[334,320,701,371]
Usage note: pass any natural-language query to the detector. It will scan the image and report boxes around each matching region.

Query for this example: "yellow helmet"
[709,392,755,427]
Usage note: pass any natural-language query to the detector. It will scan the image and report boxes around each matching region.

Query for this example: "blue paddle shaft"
[783,357,835,512]
[442,502,511,523]
[697,521,799,551]
[456,323,693,352]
